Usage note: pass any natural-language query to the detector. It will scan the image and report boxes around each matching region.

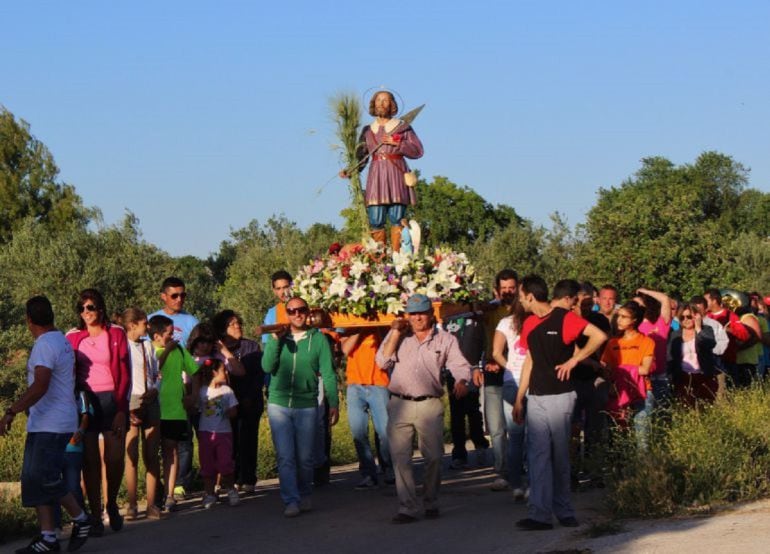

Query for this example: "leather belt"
[390,392,438,402]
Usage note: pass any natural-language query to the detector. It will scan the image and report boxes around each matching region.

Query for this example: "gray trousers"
[387,396,444,517]
[526,392,577,523]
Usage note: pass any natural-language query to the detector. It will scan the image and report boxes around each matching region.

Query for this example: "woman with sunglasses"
[262,297,339,518]
[66,289,130,535]
[668,304,717,407]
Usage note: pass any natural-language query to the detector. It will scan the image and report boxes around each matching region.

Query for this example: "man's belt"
[373,153,404,161]
[390,392,438,402]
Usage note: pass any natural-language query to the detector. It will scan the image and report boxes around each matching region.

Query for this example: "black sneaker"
[88,516,104,537]
[558,516,580,527]
[106,503,124,531]
[15,535,60,553]
[67,519,91,552]
[516,518,554,531]
[391,513,418,524]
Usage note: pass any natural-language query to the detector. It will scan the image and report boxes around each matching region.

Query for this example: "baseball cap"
[405,294,432,313]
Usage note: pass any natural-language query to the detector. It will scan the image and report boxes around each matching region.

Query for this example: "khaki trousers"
[387,395,444,516]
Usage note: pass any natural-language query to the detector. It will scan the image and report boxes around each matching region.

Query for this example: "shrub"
[606,384,770,517]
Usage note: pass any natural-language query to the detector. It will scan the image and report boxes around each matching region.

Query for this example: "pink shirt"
[638,316,671,375]
[76,331,115,392]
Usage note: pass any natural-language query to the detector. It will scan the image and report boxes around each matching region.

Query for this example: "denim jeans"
[268,404,317,506]
[484,385,506,476]
[502,383,526,488]
[54,450,85,528]
[176,417,195,490]
[367,204,406,230]
[346,384,391,481]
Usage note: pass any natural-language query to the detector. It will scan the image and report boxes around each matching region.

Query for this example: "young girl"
[601,301,655,432]
[122,307,162,519]
[197,358,240,508]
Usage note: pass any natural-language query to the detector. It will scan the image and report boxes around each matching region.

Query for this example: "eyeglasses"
[78,304,98,313]
[169,292,187,300]
[681,314,694,320]
[286,307,309,316]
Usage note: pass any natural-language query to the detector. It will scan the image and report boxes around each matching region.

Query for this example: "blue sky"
[2,1,768,257]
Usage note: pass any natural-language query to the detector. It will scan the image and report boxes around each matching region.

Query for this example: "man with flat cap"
[376,294,471,523]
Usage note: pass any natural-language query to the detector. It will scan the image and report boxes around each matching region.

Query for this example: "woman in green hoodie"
[262,297,339,517]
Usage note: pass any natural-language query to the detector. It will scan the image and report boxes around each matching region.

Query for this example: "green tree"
[0,107,92,243]
[0,213,185,399]
[575,152,761,298]
[411,175,521,247]
[217,216,342,331]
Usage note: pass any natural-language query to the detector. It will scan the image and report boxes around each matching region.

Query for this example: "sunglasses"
[286,307,309,316]
[681,314,694,320]
[78,304,98,313]
[169,292,187,300]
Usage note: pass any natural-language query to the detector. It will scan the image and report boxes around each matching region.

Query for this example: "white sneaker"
[490,478,510,492]
[227,489,240,506]
[202,494,217,509]
[512,487,527,501]
[284,503,300,517]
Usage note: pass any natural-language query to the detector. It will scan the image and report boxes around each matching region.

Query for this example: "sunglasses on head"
[286,306,309,316]
[78,304,98,313]
[169,292,187,300]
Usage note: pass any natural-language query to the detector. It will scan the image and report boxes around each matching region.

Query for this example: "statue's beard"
[375,106,391,118]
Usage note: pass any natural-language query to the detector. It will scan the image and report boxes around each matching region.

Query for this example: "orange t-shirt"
[346,332,389,387]
[601,332,655,410]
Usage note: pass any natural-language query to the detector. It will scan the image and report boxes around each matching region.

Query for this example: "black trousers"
[445,374,488,460]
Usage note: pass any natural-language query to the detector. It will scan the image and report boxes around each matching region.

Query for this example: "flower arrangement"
[294,238,486,316]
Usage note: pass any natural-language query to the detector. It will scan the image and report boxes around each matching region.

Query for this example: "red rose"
[328,242,342,255]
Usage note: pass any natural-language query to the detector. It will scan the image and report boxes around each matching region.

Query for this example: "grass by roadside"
[605,383,770,518]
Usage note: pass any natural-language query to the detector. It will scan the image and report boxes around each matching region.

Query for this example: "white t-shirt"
[495,316,527,384]
[198,384,238,433]
[27,330,78,434]
[128,339,159,396]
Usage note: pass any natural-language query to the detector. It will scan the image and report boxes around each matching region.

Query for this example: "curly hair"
[368,90,398,117]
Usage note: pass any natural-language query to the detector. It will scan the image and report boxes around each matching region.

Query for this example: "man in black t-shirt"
[513,276,607,531]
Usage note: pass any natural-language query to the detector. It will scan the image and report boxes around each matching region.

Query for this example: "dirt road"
[7,455,770,553]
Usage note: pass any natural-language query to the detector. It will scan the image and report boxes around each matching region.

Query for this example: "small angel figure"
[400,218,421,255]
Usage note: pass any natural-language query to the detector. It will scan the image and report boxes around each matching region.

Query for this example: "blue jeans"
[502,383,526,488]
[346,385,391,481]
[367,204,406,230]
[484,385,506,476]
[54,450,85,528]
[268,404,317,506]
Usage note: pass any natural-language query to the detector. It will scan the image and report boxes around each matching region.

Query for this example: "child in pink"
[197,358,239,508]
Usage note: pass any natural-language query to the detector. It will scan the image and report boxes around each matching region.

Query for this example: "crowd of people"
[2,268,770,552]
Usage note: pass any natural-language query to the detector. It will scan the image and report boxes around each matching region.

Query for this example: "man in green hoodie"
[262,297,339,517]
